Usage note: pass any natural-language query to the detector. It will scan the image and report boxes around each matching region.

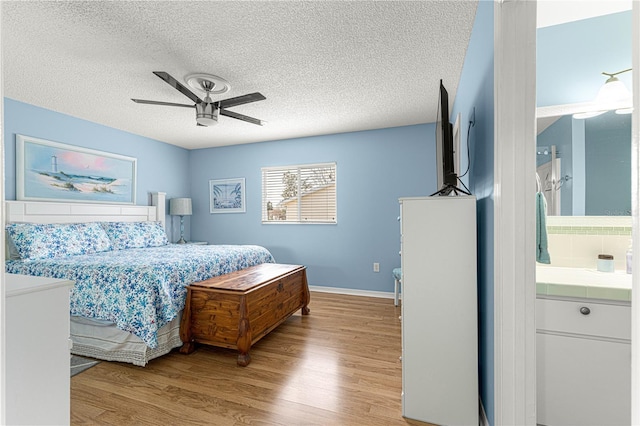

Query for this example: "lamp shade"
[595,78,632,105]
[573,69,633,120]
[170,198,192,216]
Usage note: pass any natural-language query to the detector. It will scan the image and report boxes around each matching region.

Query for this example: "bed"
[4,194,275,366]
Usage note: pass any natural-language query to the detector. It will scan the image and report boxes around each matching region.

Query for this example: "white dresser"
[5,273,74,425]
[536,296,631,426]
[399,196,478,425]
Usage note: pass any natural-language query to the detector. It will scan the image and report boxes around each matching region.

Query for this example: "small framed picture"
[209,177,246,213]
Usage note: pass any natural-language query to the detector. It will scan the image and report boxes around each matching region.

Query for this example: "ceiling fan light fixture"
[196,102,219,126]
[186,74,230,96]
[135,72,265,127]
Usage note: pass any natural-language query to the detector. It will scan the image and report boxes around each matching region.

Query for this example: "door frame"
[493,1,537,424]
[630,3,640,424]
[494,1,640,425]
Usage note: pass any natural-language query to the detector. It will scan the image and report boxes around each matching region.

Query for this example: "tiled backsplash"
[545,216,632,270]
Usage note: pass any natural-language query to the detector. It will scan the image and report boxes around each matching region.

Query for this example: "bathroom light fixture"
[572,110,607,119]
[573,68,633,119]
[596,69,632,104]
[615,107,634,115]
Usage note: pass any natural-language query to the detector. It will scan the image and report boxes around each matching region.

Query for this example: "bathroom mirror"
[536,8,632,216]
[536,109,631,216]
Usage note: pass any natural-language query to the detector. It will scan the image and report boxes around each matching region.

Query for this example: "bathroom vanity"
[536,266,631,426]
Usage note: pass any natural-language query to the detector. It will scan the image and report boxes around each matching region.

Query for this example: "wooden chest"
[179,263,310,366]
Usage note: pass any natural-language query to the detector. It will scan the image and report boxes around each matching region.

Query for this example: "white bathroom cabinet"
[5,273,74,425]
[536,297,631,426]
[399,196,478,425]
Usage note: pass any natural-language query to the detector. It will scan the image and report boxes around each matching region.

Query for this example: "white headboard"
[5,192,166,228]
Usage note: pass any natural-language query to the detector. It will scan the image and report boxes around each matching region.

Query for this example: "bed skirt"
[70,313,183,367]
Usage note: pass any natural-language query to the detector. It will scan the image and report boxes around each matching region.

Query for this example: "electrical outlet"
[373,262,380,273]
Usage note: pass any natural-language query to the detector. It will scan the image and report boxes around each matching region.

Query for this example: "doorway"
[494,2,638,425]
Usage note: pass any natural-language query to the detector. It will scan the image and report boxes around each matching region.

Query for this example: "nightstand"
[187,241,208,245]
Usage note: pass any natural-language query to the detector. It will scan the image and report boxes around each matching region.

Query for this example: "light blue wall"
[537,11,632,107]
[585,112,632,215]
[538,112,632,217]
[3,98,192,241]
[189,125,434,292]
[537,117,572,168]
[537,116,574,214]
[451,0,494,424]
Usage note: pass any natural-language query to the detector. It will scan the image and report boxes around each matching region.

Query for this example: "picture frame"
[16,134,137,204]
[209,177,246,213]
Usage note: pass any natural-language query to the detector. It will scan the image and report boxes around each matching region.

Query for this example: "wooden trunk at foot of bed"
[179,263,310,366]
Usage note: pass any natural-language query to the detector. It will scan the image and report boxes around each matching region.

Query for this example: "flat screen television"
[433,79,469,196]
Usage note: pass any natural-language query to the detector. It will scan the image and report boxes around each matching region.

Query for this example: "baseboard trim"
[308,285,396,300]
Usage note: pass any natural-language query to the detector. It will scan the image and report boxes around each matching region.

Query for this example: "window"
[262,162,337,224]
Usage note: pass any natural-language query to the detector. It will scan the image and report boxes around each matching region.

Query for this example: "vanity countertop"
[536,265,632,302]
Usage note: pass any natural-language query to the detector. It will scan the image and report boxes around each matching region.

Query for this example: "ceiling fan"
[132,71,266,127]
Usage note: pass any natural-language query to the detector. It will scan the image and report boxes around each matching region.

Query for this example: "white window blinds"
[262,162,337,224]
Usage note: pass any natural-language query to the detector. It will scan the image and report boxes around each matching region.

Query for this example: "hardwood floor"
[71,291,432,425]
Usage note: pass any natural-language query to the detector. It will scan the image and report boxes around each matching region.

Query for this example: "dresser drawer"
[536,298,631,340]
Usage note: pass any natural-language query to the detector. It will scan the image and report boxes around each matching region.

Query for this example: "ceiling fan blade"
[220,109,265,126]
[153,71,202,104]
[132,99,194,108]
[219,92,266,109]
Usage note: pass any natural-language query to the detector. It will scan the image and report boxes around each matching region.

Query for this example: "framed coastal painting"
[209,177,246,213]
[16,135,137,204]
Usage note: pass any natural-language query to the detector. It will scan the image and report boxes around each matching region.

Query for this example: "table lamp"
[169,198,192,244]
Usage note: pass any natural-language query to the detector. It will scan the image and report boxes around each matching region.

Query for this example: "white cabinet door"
[6,274,73,425]
[537,332,631,426]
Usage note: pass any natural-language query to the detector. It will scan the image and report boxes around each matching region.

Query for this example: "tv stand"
[430,183,471,197]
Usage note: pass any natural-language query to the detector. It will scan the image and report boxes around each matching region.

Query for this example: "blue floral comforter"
[6,244,275,348]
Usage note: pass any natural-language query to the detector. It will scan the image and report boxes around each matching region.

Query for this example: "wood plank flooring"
[71,291,433,425]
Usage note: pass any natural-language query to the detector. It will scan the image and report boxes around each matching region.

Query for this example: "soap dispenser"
[626,240,633,274]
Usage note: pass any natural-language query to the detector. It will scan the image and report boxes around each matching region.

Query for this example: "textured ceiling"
[1,1,478,150]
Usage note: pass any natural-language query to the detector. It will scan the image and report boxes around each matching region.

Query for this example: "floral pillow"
[6,222,112,260]
[75,222,112,253]
[100,221,168,250]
